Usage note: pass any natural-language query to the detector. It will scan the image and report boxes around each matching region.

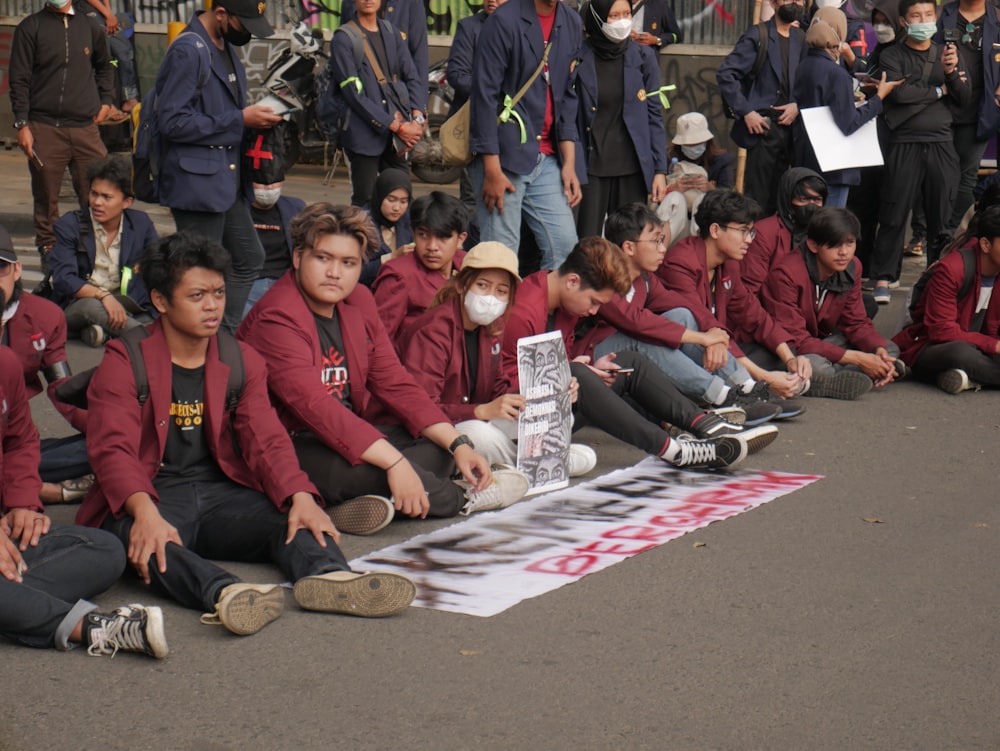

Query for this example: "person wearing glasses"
[657,189,813,408]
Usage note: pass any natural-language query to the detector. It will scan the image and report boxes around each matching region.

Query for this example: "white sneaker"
[567,444,597,477]
[293,571,415,617]
[459,468,530,515]
[936,368,981,394]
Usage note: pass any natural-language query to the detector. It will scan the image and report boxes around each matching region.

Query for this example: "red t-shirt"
[538,9,556,156]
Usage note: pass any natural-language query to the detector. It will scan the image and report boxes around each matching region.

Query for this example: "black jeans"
[571,350,701,456]
[912,340,1000,387]
[576,172,648,238]
[742,123,794,218]
[102,479,349,612]
[346,143,408,207]
[294,424,467,518]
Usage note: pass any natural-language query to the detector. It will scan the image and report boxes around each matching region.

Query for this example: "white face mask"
[464,292,507,327]
[253,187,282,207]
[681,143,707,160]
[601,17,633,42]
[813,0,843,7]
[873,23,895,43]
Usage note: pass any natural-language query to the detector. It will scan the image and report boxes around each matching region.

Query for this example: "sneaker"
[81,324,106,348]
[459,468,530,515]
[806,371,873,400]
[735,423,779,455]
[666,434,747,470]
[567,444,597,477]
[293,571,416,617]
[893,359,910,381]
[873,286,891,305]
[84,604,168,659]
[904,236,925,257]
[732,381,805,420]
[689,411,743,439]
[200,583,284,636]
[328,495,394,536]
[936,368,981,394]
[707,405,746,426]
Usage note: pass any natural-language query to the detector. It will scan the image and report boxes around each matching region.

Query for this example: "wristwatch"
[14,120,28,130]
[448,435,475,455]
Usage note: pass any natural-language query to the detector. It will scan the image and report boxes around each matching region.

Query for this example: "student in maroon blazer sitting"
[894,205,1000,394]
[78,233,416,638]
[371,192,468,347]
[656,189,811,413]
[762,207,902,399]
[238,203,529,526]
[398,241,598,476]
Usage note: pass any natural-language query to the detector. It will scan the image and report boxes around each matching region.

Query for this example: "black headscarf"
[370,168,412,229]
[583,0,632,60]
[776,166,827,249]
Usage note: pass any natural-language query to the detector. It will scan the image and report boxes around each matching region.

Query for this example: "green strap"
[339,76,362,93]
[646,84,676,110]
[120,265,133,296]
[498,94,528,144]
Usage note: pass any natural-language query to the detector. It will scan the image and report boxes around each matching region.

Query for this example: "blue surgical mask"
[681,143,707,160]
[47,0,72,8]
[906,22,937,42]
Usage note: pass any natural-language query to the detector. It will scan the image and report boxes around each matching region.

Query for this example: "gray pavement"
[2,148,998,750]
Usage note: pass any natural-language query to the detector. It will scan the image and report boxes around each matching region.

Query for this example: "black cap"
[219,0,274,38]
[0,225,16,264]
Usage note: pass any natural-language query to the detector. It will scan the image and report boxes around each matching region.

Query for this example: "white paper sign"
[800,105,884,172]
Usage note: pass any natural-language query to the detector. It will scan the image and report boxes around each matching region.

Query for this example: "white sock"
[661,439,680,462]
[740,379,756,394]
[713,385,731,406]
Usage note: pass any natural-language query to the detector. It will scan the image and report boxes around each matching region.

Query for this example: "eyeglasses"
[962,21,978,45]
[720,225,756,241]
[0,261,15,277]
[636,235,668,247]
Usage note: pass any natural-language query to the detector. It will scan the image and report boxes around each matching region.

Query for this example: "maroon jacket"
[893,250,1000,366]
[573,271,718,359]
[0,347,43,513]
[237,271,451,465]
[762,252,887,362]
[500,271,579,392]
[397,297,508,422]
[741,214,793,297]
[76,320,317,528]
[2,292,85,432]
[371,250,466,346]
[657,236,792,358]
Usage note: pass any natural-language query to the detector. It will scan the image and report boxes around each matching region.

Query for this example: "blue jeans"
[0,526,125,650]
[39,434,91,483]
[173,198,265,334]
[470,153,578,270]
[594,307,751,404]
[825,184,850,208]
[243,277,278,318]
[102,479,349,612]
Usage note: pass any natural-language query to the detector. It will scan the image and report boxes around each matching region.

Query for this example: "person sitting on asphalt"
[893,204,1000,394]
[574,203,785,426]
[359,168,414,288]
[1,345,167,659]
[657,189,813,413]
[77,232,417,637]
[398,241,598,478]
[238,203,529,535]
[48,155,157,347]
[0,225,93,507]
[372,191,467,347]
[501,236,779,471]
[761,206,903,399]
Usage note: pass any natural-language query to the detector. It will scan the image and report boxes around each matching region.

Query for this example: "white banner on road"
[351,458,822,617]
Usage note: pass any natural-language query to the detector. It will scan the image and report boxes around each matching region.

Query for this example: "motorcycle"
[409,58,464,185]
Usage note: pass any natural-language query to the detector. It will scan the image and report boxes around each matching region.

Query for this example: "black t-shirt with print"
[156,364,227,488]
[315,311,353,410]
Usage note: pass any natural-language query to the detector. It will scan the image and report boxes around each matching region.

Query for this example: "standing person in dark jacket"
[629,0,682,49]
[575,0,668,238]
[934,0,1000,231]
[340,0,430,87]
[8,0,116,261]
[793,7,900,208]
[716,0,807,216]
[869,0,971,306]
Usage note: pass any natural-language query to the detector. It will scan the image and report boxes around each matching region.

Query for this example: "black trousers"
[577,172,648,238]
[912,340,1000,387]
[346,142,408,207]
[571,350,701,456]
[294,424,467,518]
[872,140,960,279]
[742,123,794,218]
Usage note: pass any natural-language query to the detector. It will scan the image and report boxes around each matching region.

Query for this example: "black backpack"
[315,21,365,145]
[55,327,247,456]
[906,247,977,326]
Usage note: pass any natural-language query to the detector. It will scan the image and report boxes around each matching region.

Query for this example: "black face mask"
[223,17,252,46]
[791,203,818,229]
[776,3,803,22]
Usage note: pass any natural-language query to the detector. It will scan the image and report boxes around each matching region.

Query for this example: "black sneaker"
[81,324,106,348]
[729,381,805,420]
[936,368,981,394]
[806,371,873,400]
[667,434,747,470]
[688,411,743,439]
[84,604,168,659]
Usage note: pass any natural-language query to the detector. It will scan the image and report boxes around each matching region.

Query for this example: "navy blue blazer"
[792,49,883,186]
[49,208,157,310]
[935,2,1000,141]
[340,0,429,85]
[447,11,487,115]
[155,15,246,212]
[331,18,426,157]
[275,195,306,255]
[469,0,583,177]
[575,41,669,190]
[635,0,682,46]
[716,19,807,149]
